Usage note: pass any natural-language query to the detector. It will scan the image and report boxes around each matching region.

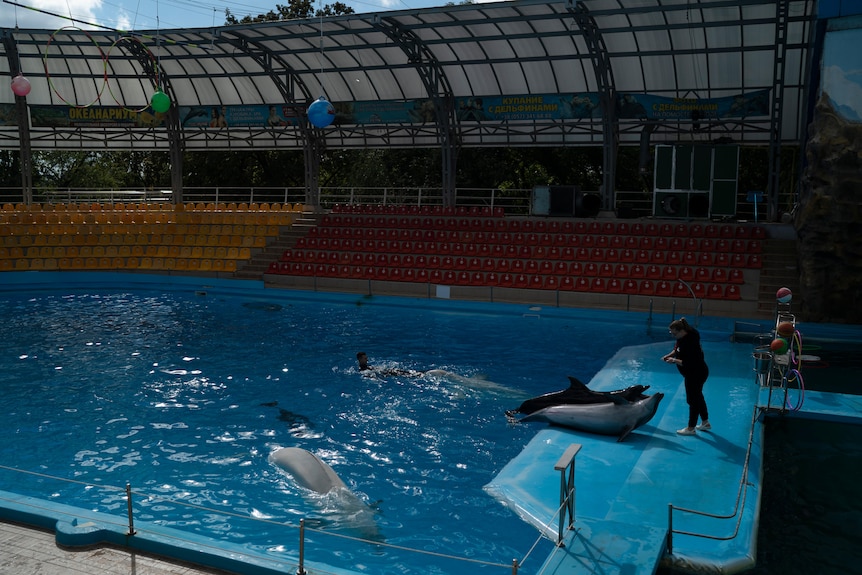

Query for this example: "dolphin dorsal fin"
[567,376,588,390]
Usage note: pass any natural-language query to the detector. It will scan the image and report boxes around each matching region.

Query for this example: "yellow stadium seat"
[199,259,212,271]
[98,257,111,268]
[92,246,106,257]
[79,246,93,258]
[187,259,200,271]
[223,260,237,272]
[44,258,59,270]
[0,260,12,271]
[191,246,203,258]
[131,245,145,257]
[163,258,177,270]
[151,257,164,269]
[139,257,152,269]
[85,257,99,269]
[15,259,30,270]
[212,259,224,272]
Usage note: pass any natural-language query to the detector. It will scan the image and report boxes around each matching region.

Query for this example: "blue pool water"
[2,279,733,574]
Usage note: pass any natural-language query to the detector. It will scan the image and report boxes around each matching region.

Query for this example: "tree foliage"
[225,0,353,25]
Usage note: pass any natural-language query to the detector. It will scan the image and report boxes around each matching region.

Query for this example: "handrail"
[553,443,582,547]
[0,462,534,575]
[672,278,703,327]
[666,406,760,554]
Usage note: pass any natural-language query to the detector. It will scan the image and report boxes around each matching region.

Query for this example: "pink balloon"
[11,74,31,97]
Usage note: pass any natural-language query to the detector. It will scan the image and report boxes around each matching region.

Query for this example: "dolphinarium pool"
[0,274,738,574]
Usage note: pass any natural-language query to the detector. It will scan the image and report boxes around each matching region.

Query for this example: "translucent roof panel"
[1,0,816,151]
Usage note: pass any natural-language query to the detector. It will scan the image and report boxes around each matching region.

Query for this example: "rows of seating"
[1,256,238,272]
[330,204,505,217]
[0,203,294,273]
[269,215,766,301]
[268,262,742,300]
[320,213,765,239]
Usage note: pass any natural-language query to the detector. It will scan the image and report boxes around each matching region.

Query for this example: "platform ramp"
[537,518,668,575]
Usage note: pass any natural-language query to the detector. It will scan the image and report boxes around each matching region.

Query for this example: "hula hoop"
[43,26,109,108]
[783,368,805,411]
[104,36,163,113]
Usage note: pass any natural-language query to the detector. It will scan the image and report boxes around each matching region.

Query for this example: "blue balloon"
[307,97,335,128]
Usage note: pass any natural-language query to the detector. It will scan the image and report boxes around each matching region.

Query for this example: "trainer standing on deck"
[662,317,711,436]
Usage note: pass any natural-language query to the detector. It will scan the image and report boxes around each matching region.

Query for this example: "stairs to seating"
[756,238,799,316]
[234,212,324,280]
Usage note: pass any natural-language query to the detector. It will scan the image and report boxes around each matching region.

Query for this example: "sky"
[1,0,462,33]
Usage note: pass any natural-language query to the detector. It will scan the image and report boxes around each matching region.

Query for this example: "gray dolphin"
[512,377,664,442]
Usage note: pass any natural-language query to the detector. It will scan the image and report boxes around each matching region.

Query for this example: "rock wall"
[797,93,862,323]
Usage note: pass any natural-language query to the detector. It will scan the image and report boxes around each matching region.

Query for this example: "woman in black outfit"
[662,317,711,436]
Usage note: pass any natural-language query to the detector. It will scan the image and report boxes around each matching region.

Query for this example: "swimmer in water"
[356,352,422,377]
[354,352,524,396]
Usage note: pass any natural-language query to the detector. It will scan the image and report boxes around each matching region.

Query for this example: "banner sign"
[21,89,770,129]
[30,106,167,127]
[616,90,770,120]
[0,104,20,126]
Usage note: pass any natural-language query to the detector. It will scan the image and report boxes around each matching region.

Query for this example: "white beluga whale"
[506,376,664,442]
[270,447,383,541]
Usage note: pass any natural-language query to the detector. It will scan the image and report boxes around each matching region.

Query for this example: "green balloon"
[150,90,171,113]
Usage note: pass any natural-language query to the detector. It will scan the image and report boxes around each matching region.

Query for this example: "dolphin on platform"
[506,376,664,442]
[269,447,383,541]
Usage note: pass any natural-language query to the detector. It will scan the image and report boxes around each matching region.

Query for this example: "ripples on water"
[2,289,678,574]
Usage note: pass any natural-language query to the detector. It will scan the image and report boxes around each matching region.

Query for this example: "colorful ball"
[776,287,792,303]
[11,74,31,97]
[307,97,335,128]
[776,321,795,338]
[150,90,171,113]
[770,338,788,354]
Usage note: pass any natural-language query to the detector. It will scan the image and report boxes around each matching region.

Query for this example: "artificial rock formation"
[797,94,862,323]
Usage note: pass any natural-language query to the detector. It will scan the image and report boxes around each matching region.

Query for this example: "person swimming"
[355,352,525,396]
[356,352,422,377]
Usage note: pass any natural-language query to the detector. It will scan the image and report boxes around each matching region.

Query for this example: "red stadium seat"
[724,285,742,300]
[639,280,656,295]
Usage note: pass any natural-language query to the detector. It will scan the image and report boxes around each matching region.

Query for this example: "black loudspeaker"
[548,186,577,216]
[655,192,688,218]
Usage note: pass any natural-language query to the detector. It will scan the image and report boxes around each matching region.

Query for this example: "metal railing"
[553,443,582,547]
[0,186,662,218]
[0,462,551,575]
[666,406,760,555]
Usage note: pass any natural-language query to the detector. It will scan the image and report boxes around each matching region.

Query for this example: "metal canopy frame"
[2,0,816,214]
